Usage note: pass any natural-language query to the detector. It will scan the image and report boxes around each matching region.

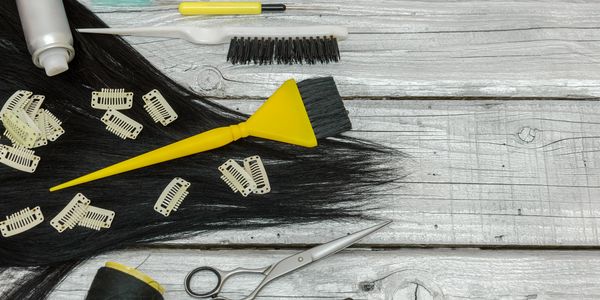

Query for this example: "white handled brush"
[77,25,348,65]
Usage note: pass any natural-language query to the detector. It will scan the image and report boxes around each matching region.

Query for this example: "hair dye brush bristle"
[297,77,351,138]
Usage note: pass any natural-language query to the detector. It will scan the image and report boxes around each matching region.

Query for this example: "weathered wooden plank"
[156,99,600,247]
[34,248,600,299]
[79,0,600,98]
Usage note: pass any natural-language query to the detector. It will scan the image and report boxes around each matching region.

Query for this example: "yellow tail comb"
[50,78,350,192]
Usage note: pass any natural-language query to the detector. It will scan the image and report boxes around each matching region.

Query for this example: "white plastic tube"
[16,0,75,76]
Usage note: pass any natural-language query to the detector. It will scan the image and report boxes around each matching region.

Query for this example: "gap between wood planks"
[207,96,600,101]
[138,242,600,251]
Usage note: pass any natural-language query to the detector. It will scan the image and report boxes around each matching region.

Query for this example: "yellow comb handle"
[178,2,262,15]
[50,123,249,192]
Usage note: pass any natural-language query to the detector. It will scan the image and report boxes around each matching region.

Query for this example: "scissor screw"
[359,281,375,291]
[298,257,304,262]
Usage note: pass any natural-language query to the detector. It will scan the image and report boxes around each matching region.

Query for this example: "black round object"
[184,266,222,298]
[86,266,164,300]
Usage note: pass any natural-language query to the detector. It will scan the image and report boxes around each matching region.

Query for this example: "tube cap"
[105,262,166,294]
[38,48,69,76]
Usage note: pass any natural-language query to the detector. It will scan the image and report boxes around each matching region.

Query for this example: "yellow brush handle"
[179,2,262,15]
[50,124,250,192]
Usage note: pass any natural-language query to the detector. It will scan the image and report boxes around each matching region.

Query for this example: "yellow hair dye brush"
[50,77,351,191]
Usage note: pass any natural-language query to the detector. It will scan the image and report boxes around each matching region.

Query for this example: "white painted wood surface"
[42,248,600,299]
[5,1,600,299]
[161,99,600,247]
[81,0,600,98]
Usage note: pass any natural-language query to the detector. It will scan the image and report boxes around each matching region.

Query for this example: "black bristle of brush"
[297,77,351,138]
[227,36,341,65]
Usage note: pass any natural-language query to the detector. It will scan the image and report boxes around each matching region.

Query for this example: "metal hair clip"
[78,206,115,231]
[0,144,40,173]
[2,109,41,148]
[101,109,143,139]
[0,206,44,237]
[0,90,32,121]
[219,159,256,197]
[154,177,191,217]
[91,88,133,110]
[23,95,45,118]
[243,155,270,194]
[50,193,91,233]
[142,89,178,126]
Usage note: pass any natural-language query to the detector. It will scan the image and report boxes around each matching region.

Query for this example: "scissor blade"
[244,221,391,300]
[307,220,391,261]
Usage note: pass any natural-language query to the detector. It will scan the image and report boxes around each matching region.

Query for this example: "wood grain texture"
[68,1,600,247]
[9,2,596,299]
[31,248,600,299]
[79,0,600,98]
[158,99,600,247]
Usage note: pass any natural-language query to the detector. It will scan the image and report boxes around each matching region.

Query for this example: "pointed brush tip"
[49,183,69,192]
[77,28,102,33]
[50,181,76,192]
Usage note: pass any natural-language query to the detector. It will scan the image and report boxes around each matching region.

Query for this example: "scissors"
[184,220,391,299]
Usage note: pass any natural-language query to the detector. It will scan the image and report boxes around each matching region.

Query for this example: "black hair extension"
[1,260,82,300]
[0,0,405,298]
